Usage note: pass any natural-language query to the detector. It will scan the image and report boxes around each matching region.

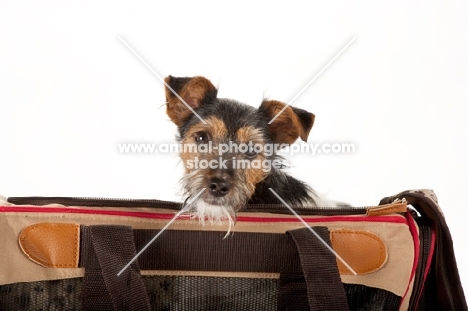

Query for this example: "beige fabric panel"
[0,207,415,298]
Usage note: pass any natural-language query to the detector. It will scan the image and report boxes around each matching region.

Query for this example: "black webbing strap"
[132,230,302,273]
[79,226,348,310]
[287,227,350,311]
[80,225,151,311]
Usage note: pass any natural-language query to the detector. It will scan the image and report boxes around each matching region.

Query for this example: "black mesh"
[344,284,401,311]
[0,278,82,311]
[0,277,403,310]
[144,275,278,311]
[0,277,277,311]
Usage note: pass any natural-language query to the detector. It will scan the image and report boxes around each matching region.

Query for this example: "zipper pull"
[394,197,422,218]
[366,199,408,216]
[407,205,422,218]
[393,198,407,204]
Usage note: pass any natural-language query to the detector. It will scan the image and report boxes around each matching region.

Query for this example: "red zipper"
[0,205,408,224]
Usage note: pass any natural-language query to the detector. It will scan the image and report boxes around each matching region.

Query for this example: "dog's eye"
[245,144,257,157]
[194,131,210,144]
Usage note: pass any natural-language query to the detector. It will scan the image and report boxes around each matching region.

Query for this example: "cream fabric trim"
[0,207,415,298]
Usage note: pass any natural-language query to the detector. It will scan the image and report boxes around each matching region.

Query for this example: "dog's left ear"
[164,75,218,126]
[260,100,315,144]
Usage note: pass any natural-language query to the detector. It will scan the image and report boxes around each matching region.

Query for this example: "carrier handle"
[80,225,151,311]
[286,227,350,311]
[77,225,350,310]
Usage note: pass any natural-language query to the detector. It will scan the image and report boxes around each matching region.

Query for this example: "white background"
[1,0,467,297]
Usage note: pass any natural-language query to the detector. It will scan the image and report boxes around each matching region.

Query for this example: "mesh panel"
[344,284,401,311]
[0,277,403,310]
[0,277,278,311]
[144,275,278,311]
[0,278,82,311]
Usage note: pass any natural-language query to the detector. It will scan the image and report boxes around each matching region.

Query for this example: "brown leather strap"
[288,227,350,311]
[80,226,151,311]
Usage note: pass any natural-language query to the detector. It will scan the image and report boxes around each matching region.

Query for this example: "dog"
[164,75,345,228]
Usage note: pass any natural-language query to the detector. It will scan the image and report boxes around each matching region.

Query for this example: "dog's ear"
[164,75,217,126]
[260,100,315,144]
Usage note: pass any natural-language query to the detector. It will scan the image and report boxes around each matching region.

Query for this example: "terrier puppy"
[165,75,342,227]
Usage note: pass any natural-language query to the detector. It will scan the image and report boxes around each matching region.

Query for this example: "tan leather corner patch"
[18,223,80,268]
[330,229,387,275]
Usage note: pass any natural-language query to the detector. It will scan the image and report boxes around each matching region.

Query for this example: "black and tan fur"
[165,75,342,226]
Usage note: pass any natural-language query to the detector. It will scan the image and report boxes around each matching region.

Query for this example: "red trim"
[0,205,408,224]
[400,211,421,307]
[236,215,407,224]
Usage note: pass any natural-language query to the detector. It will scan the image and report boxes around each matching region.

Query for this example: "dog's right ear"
[164,75,217,126]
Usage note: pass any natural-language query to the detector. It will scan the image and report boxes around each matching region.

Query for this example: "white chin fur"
[189,200,235,235]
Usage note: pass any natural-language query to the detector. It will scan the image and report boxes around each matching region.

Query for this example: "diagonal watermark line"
[118,36,207,124]
[117,188,206,276]
[268,188,357,276]
[268,37,356,124]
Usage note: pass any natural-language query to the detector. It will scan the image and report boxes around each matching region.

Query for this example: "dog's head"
[164,75,315,225]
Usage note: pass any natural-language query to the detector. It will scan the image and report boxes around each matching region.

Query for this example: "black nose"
[208,177,230,197]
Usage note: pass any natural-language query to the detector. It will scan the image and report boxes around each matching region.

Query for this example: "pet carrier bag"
[0,189,466,310]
